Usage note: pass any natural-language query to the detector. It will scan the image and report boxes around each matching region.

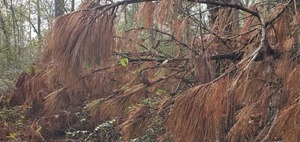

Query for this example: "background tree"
[55,0,64,17]
[0,0,71,92]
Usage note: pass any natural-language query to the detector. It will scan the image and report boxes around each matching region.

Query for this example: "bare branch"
[187,0,259,18]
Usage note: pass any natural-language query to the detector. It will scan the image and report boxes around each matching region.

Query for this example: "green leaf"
[156,89,166,95]
[35,125,42,135]
[120,58,129,66]
[8,133,17,139]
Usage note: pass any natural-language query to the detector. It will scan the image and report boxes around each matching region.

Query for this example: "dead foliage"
[86,60,187,127]
[269,103,300,141]
[135,2,155,28]
[155,0,173,26]
[44,1,115,85]
[119,105,154,140]
[166,1,300,142]
[1,0,300,142]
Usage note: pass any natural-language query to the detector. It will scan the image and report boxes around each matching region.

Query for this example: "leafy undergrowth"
[0,106,41,141]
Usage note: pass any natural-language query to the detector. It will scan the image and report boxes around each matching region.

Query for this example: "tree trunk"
[55,0,64,17]
[37,0,41,40]
[0,12,10,49]
[71,0,75,11]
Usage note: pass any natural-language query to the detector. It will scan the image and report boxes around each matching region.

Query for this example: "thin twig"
[260,110,279,142]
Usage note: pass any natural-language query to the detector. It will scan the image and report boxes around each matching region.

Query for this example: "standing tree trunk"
[37,0,41,41]
[0,11,10,49]
[55,0,64,17]
[8,0,18,62]
[71,0,75,11]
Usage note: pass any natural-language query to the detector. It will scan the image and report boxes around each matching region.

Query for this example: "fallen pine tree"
[1,0,300,141]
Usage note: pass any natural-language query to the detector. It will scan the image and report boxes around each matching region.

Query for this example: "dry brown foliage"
[156,0,173,26]
[2,0,300,142]
[44,3,115,85]
[135,2,155,28]
[165,2,300,142]
[119,105,154,140]
[270,103,300,141]
[86,60,187,127]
